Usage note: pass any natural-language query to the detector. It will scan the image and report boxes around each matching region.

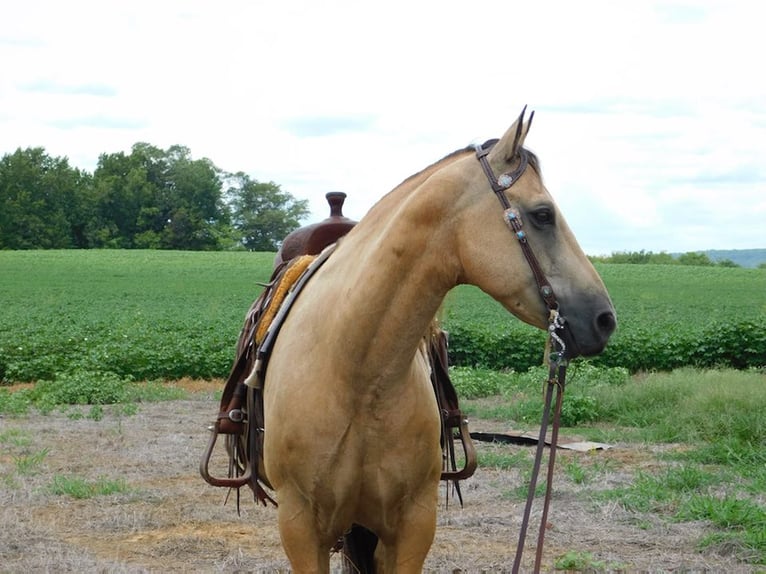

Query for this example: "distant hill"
[701,249,766,268]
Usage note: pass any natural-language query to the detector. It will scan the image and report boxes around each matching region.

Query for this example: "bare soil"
[0,381,758,573]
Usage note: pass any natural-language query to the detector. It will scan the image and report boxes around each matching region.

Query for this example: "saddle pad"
[254,254,316,345]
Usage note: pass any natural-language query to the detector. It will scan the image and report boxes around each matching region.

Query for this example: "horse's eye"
[531,208,555,227]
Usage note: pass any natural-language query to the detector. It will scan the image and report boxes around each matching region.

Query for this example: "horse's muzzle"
[563,307,617,358]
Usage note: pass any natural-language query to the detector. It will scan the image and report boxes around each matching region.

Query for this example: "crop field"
[1,250,764,383]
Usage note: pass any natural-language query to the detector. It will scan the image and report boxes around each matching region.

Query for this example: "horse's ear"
[489,106,534,167]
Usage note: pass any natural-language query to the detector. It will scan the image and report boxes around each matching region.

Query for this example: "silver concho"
[497,174,513,189]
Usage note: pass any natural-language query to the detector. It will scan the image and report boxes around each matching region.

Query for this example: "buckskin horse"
[208,108,616,572]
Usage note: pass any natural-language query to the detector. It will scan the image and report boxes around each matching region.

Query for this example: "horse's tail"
[341,524,378,573]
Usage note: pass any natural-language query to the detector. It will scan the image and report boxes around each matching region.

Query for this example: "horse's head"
[453,109,616,358]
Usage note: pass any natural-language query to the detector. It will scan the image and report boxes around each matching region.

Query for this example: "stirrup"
[440,417,477,481]
[199,422,252,489]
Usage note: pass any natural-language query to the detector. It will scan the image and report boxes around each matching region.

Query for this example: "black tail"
[341,524,378,573]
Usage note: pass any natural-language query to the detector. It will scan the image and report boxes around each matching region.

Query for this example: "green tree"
[227,173,309,251]
[606,250,677,264]
[0,147,92,249]
[715,258,740,268]
[677,251,714,266]
[159,146,227,250]
[91,147,159,248]
[92,143,229,250]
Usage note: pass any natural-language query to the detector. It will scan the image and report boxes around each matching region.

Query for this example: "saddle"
[200,192,476,506]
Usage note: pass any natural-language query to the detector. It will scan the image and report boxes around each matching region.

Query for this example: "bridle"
[475,139,569,574]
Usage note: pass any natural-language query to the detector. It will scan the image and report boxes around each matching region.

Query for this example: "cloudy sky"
[2,0,763,255]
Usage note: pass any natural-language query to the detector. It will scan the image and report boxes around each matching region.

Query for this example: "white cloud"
[1,0,764,253]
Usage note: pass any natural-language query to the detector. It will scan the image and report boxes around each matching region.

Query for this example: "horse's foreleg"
[374,497,438,574]
[276,492,333,574]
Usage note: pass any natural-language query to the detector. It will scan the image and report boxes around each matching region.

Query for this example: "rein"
[475,140,569,574]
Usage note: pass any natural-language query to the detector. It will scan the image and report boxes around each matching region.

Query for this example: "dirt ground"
[0,381,758,573]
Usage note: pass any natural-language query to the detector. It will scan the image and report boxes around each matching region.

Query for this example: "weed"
[88,405,104,421]
[0,388,33,415]
[564,461,588,485]
[554,550,608,571]
[0,427,32,447]
[49,474,131,499]
[677,495,766,564]
[677,495,766,530]
[13,447,50,475]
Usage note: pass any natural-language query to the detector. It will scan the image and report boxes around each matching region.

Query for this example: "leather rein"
[475,140,569,574]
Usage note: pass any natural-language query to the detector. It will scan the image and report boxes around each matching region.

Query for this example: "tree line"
[589,250,747,267]
[0,144,309,251]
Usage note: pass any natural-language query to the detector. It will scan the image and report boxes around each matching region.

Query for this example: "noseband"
[475,140,569,574]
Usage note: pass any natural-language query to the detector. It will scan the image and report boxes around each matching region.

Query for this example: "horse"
[261,108,616,572]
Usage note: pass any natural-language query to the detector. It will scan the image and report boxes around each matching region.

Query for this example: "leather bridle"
[475,139,569,574]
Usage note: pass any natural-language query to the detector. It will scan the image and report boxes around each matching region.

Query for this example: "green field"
[1,250,765,383]
[444,263,766,371]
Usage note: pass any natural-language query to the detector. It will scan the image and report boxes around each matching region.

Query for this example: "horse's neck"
[313,179,461,384]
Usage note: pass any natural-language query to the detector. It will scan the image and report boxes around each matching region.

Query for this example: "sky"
[1,0,764,255]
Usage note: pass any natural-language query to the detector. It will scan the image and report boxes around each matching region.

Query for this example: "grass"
[0,372,188,416]
[593,368,766,444]
[477,447,530,471]
[13,447,50,475]
[553,550,625,572]
[49,474,132,499]
[460,366,766,565]
[0,427,32,448]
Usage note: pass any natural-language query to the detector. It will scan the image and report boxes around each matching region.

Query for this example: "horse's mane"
[392,139,541,193]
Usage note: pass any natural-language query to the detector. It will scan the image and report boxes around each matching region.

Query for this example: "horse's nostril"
[595,311,617,337]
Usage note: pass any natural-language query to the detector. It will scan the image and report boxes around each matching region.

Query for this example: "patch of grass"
[459,363,628,425]
[450,367,518,399]
[593,369,766,445]
[554,550,612,571]
[676,495,766,564]
[677,495,766,530]
[33,370,131,406]
[505,480,548,501]
[0,427,32,448]
[0,388,35,415]
[0,372,188,417]
[477,448,529,471]
[13,447,50,476]
[564,460,588,485]
[49,474,131,499]
[597,464,719,513]
[129,380,188,402]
